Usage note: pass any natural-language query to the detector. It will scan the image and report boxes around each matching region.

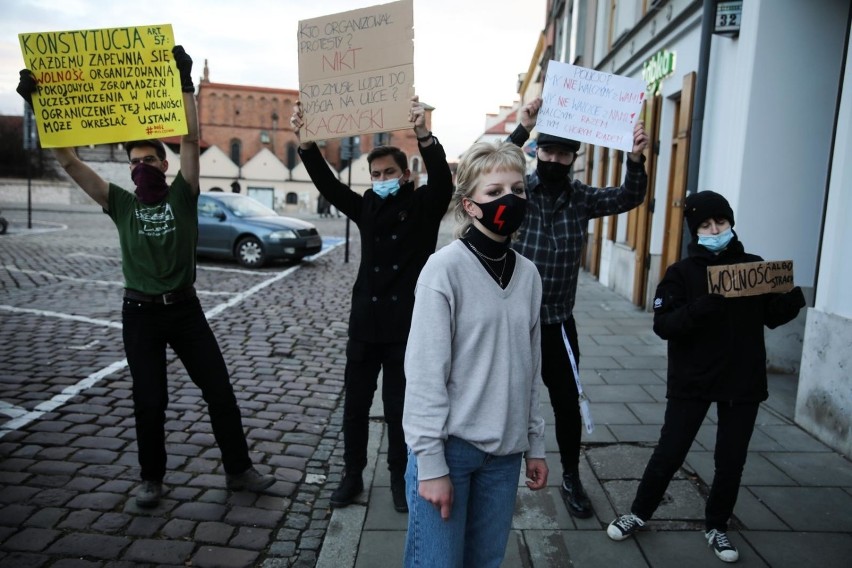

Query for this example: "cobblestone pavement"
[0,205,371,567]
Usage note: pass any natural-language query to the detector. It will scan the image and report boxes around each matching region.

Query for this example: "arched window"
[411,156,422,173]
[230,139,242,165]
[285,192,298,204]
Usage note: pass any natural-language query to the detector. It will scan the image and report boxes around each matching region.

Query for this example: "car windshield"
[217,196,277,218]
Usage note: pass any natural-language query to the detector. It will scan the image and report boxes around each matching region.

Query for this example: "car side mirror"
[214,210,226,221]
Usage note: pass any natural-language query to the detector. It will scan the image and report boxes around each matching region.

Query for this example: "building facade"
[517,0,851,456]
[194,60,435,213]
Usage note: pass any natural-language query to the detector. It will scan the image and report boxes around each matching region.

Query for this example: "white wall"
[731,0,845,286]
[796,24,852,458]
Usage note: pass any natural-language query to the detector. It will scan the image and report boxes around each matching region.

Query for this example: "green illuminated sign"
[643,50,676,96]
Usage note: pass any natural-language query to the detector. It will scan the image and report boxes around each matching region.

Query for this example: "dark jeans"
[541,318,582,474]
[631,398,760,532]
[343,339,407,476]
[122,297,252,482]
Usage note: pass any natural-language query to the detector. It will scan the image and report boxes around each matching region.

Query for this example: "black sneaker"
[390,473,408,513]
[330,472,364,508]
[561,472,593,518]
[135,480,163,508]
[706,529,739,563]
[607,513,645,541]
[226,466,276,492]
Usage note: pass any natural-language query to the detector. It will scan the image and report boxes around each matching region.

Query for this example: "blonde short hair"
[452,141,527,238]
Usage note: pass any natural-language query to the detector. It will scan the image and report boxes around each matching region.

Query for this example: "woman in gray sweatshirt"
[402,141,548,568]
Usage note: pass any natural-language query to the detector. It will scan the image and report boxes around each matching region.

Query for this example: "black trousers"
[122,297,252,482]
[631,398,760,532]
[342,339,407,476]
[540,318,582,475]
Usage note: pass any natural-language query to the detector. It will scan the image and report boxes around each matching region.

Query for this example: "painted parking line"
[0,239,345,440]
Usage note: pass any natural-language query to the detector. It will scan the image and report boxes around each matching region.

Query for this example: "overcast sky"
[0,0,545,158]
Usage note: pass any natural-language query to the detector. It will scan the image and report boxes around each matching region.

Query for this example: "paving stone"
[2,527,62,552]
[119,538,194,564]
[194,521,235,545]
[171,502,228,522]
[46,533,130,559]
[65,492,125,511]
[0,552,51,568]
[161,519,197,539]
[124,516,165,538]
[225,506,285,528]
[229,526,273,551]
[192,546,260,568]
[0,503,36,526]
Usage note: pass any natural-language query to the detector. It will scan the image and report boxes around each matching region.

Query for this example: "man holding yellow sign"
[17,44,274,509]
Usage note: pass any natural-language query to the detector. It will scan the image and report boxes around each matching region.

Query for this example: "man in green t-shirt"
[17,46,274,509]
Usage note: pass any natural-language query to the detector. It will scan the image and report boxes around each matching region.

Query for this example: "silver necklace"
[467,241,508,287]
[466,241,507,262]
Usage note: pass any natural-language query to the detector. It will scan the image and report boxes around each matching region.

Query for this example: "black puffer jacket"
[652,235,804,402]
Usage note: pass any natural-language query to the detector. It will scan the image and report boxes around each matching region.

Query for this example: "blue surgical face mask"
[372,177,402,199]
[698,228,733,252]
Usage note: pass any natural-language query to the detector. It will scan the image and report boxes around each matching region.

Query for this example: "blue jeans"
[122,296,252,482]
[404,437,522,568]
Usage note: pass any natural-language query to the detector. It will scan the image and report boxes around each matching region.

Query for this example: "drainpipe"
[681,0,715,256]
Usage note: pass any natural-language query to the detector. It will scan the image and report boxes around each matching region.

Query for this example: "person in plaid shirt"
[509,97,649,518]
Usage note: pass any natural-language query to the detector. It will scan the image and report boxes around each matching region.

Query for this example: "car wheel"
[236,236,265,267]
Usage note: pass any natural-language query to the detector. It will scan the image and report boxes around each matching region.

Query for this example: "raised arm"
[53,147,110,209]
[17,70,109,209]
[172,46,200,193]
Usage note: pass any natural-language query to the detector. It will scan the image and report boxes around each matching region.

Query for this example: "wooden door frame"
[631,95,662,306]
[660,72,696,279]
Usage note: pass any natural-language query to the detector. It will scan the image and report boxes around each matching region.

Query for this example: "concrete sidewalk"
[316,272,852,568]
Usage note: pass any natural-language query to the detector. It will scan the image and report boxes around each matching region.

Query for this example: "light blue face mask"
[372,177,402,199]
[698,228,733,252]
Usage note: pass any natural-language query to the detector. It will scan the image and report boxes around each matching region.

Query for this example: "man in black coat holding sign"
[290,96,453,513]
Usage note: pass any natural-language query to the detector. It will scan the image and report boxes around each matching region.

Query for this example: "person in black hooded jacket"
[606,191,806,564]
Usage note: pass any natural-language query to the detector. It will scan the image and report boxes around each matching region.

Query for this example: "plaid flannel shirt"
[509,126,648,324]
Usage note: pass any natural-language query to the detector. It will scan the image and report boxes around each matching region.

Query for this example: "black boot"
[561,471,592,518]
[330,472,364,508]
[390,472,408,513]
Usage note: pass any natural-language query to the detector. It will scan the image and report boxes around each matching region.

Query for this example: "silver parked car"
[197,193,322,268]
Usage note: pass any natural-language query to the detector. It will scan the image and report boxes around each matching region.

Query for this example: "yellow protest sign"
[18,24,188,148]
[297,0,415,142]
[707,260,794,298]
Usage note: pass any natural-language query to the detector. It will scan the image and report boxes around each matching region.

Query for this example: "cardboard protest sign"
[18,24,187,148]
[538,61,645,152]
[707,260,794,298]
[297,0,414,142]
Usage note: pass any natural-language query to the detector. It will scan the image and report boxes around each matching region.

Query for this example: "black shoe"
[390,474,408,513]
[226,466,276,492]
[330,472,363,508]
[561,472,593,518]
[135,480,163,508]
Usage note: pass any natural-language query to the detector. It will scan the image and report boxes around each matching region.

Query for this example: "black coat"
[652,235,803,402]
[299,140,454,343]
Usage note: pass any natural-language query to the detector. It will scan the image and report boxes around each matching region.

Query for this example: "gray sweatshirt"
[403,240,546,481]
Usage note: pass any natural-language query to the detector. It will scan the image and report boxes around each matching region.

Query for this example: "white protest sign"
[538,60,645,152]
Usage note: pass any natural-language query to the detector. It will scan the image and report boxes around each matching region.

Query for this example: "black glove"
[689,293,726,320]
[172,45,194,93]
[781,286,806,310]
[16,69,37,108]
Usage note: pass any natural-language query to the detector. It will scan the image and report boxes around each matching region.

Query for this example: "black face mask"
[470,193,527,236]
[536,159,571,183]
